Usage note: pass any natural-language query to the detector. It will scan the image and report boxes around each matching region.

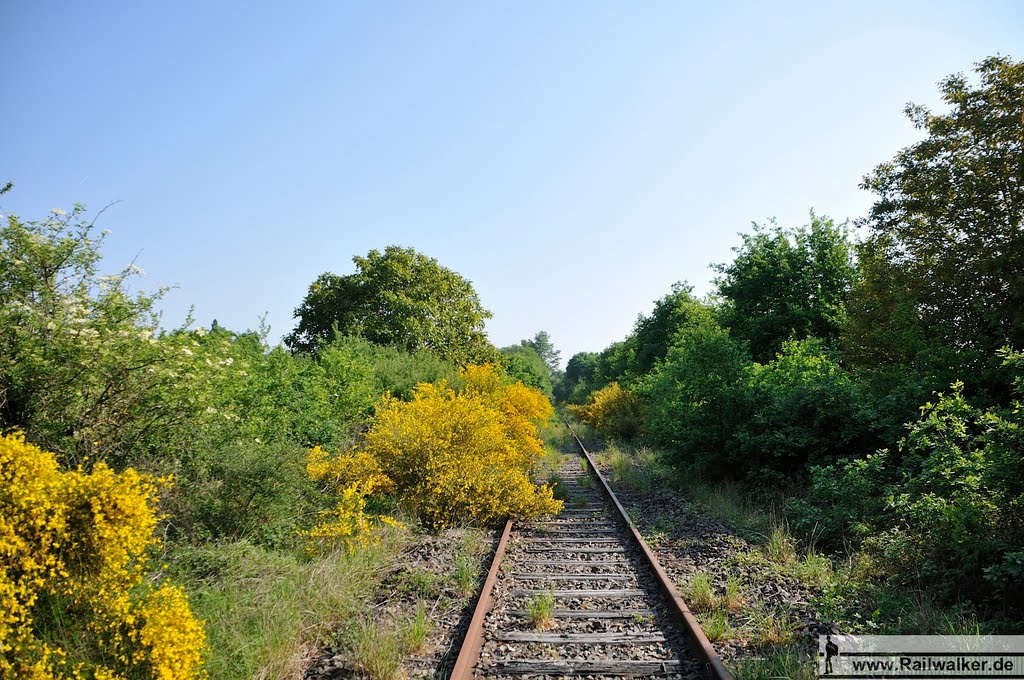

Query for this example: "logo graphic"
[823,633,839,675]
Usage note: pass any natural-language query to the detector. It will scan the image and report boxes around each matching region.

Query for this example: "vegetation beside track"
[586,435,1020,679]
[563,56,1024,645]
[0,195,556,677]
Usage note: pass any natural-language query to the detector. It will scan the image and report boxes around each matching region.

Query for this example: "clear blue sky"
[4,1,1023,366]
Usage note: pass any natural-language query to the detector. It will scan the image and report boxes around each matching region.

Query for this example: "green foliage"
[556,351,599,404]
[639,316,751,478]
[714,213,856,363]
[737,338,881,478]
[319,334,460,404]
[644,332,879,482]
[698,610,732,642]
[286,245,497,365]
[500,344,553,396]
[561,340,639,403]
[520,330,561,376]
[848,56,1024,399]
[170,440,313,546]
[209,333,379,451]
[1,206,198,467]
[787,452,894,545]
[791,351,1024,605]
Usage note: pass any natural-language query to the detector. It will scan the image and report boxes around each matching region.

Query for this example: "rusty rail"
[450,517,513,679]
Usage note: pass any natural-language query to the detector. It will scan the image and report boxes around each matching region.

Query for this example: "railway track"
[450,425,731,680]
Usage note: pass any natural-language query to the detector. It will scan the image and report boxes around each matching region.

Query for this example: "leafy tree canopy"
[714,213,856,363]
[520,330,561,376]
[500,344,553,396]
[286,245,496,365]
[555,351,599,404]
[848,56,1024,399]
[631,282,717,377]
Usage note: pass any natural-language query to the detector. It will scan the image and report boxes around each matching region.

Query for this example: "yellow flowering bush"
[0,432,207,679]
[569,381,645,441]
[362,364,559,531]
[302,364,559,538]
[300,447,399,553]
[305,445,395,494]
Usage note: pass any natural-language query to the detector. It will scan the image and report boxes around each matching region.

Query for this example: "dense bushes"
[792,352,1024,605]
[308,364,560,534]
[639,333,878,483]
[736,339,880,479]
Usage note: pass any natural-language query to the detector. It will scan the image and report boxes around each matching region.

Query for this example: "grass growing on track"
[686,571,716,611]
[350,616,406,679]
[453,553,478,595]
[525,589,556,631]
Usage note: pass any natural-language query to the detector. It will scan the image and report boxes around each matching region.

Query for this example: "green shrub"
[639,319,751,478]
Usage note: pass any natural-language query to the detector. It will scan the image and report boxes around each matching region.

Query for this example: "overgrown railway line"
[450,425,732,680]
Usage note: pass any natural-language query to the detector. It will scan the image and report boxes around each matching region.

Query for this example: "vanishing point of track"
[450,424,732,680]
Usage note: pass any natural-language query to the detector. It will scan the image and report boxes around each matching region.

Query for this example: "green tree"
[520,330,561,376]
[556,351,599,404]
[630,282,717,377]
[286,245,496,364]
[847,56,1024,399]
[714,213,856,363]
[500,344,553,396]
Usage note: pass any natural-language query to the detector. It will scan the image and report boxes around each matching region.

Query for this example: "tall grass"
[400,600,431,654]
[686,571,716,612]
[453,553,477,595]
[170,527,407,679]
[350,616,405,680]
[699,610,733,642]
[765,524,797,565]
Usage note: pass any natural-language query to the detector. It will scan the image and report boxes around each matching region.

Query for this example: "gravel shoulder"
[593,455,826,666]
